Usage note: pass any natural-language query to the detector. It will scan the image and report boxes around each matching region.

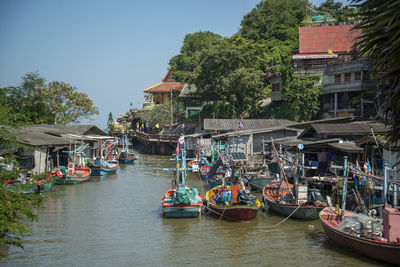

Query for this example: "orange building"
[143,70,184,105]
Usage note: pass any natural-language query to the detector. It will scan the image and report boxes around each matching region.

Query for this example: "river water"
[4,152,388,266]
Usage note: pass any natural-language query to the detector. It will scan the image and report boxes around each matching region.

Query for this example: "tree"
[142,104,172,131]
[354,0,400,143]
[5,72,54,125]
[283,75,321,121]
[0,126,45,259]
[107,112,114,130]
[43,81,99,125]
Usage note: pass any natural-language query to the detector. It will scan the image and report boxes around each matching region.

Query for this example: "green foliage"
[240,0,308,46]
[317,0,358,24]
[283,75,321,121]
[1,72,99,126]
[44,81,99,125]
[0,185,45,258]
[353,0,400,143]
[107,112,114,130]
[142,104,172,131]
[5,72,54,125]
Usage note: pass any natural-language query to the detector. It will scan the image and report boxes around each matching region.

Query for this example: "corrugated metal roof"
[299,25,362,54]
[328,142,363,153]
[299,121,389,138]
[204,119,295,131]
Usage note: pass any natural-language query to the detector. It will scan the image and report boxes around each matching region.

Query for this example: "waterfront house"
[14,125,112,174]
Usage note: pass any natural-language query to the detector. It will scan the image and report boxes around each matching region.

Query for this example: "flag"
[238,119,244,130]
[178,135,184,144]
[137,101,140,105]
[155,123,159,128]
[328,49,333,55]
[130,102,133,106]
[181,124,185,129]
[346,47,350,53]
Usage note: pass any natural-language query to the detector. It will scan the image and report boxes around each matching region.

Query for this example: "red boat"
[320,207,400,265]
[204,185,260,221]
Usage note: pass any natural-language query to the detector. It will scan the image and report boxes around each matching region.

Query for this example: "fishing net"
[173,187,196,205]
[338,214,383,239]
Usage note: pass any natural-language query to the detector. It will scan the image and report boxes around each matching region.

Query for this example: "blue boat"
[118,134,136,164]
[91,158,119,176]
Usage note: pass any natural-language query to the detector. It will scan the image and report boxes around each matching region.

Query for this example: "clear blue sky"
[0,0,349,129]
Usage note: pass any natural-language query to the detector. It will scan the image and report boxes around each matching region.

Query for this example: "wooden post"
[341,156,348,219]
[384,163,388,206]
[394,166,398,206]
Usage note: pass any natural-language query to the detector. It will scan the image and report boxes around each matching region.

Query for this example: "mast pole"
[341,156,348,219]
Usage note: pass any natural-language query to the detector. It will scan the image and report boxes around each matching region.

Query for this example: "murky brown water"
[3,152,389,266]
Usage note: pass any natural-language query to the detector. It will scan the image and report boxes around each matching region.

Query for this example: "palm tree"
[354,0,400,143]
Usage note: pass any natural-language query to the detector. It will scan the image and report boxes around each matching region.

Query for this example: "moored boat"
[320,206,400,265]
[91,159,119,176]
[204,184,260,221]
[262,181,326,220]
[248,176,274,192]
[161,186,203,218]
[118,151,136,164]
[55,165,92,185]
[161,136,203,218]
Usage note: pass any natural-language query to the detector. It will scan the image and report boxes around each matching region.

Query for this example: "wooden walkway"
[131,131,179,144]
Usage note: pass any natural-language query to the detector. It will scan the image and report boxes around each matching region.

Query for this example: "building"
[143,70,184,105]
[292,24,375,118]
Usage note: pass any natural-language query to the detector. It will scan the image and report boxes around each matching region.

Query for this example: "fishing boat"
[118,134,136,164]
[91,159,119,176]
[161,137,203,218]
[204,183,260,221]
[90,138,119,176]
[262,181,326,220]
[247,172,275,192]
[54,141,92,184]
[188,156,199,172]
[55,164,92,185]
[320,207,400,265]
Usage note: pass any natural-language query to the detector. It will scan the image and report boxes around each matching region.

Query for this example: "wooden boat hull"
[264,197,324,220]
[263,182,324,220]
[205,185,260,221]
[320,207,400,265]
[91,161,119,176]
[161,187,203,218]
[118,158,135,164]
[249,177,274,192]
[56,166,91,184]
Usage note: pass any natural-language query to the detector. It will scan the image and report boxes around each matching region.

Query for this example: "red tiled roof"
[299,25,362,54]
[144,82,184,93]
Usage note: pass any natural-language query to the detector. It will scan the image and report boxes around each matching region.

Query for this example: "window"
[272,83,280,92]
[345,72,351,82]
[335,74,341,83]
[354,71,361,81]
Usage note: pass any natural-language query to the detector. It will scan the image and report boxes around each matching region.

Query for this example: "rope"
[218,205,227,221]
[267,202,302,228]
[201,203,241,221]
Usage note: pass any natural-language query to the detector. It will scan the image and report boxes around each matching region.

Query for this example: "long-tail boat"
[161,137,203,218]
[205,183,260,221]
